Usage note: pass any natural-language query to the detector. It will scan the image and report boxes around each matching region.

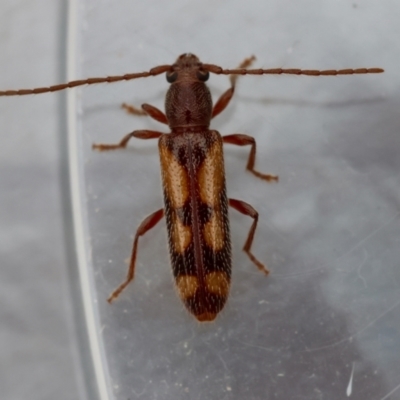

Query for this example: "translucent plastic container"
[67,1,400,399]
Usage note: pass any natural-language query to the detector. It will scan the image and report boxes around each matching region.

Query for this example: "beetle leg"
[92,129,163,151]
[223,134,278,181]
[107,208,165,303]
[121,103,147,116]
[212,56,256,119]
[122,103,168,125]
[229,199,269,275]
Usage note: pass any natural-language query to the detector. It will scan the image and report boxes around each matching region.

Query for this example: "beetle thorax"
[165,82,212,129]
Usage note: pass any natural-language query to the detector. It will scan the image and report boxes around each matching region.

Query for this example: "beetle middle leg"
[223,134,278,181]
[212,56,256,118]
[229,198,269,275]
[107,208,165,303]
[92,129,163,151]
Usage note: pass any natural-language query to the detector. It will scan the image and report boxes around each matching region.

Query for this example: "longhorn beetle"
[0,54,384,321]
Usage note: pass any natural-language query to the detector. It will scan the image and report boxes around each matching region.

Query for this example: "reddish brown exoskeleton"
[0,54,384,321]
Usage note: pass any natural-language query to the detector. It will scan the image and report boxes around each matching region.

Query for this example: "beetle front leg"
[92,130,163,151]
[107,208,165,303]
[122,103,168,125]
[223,134,278,182]
[212,56,256,119]
[229,198,269,275]
[121,103,147,116]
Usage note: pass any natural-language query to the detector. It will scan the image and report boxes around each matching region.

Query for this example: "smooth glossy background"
[0,2,83,400]
[1,1,399,400]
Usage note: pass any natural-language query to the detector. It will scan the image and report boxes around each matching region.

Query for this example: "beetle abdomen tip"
[195,312,217,322]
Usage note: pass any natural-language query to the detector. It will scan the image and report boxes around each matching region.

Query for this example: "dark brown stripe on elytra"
[174,201,213,227]
[163,130,218,171]
[163,187,231,279]
[202,244,231,276]
[170,243,231,279]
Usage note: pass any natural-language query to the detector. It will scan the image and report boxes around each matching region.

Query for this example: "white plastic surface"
[73,1,400,399]
[0,2,82,400]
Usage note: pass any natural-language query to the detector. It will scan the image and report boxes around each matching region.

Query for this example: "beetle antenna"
[0,64,172,96]
[203,64,384,77]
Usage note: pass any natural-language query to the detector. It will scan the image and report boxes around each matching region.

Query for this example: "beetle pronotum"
[0,54,384,321]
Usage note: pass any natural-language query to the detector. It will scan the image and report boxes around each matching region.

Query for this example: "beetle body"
[158,55,231,321]
[0,53,383,321]
[92,53,272,322]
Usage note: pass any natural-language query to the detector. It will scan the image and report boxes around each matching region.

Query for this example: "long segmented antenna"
[0,59,384,97]
[0,64,172,96]
[203,64,384,76]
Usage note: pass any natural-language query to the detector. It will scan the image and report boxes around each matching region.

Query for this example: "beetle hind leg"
[107,208,164,303]
[229,198,269,275]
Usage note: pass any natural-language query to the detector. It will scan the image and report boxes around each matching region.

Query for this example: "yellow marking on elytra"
[205,271,230,297]
[160,145,189,208]
[198,138,225,206]
[176,275,199,299]
[172,214,192,253]
[204,211,225,250]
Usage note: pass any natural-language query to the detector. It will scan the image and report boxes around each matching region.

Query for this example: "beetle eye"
[197,70,209,82]
[166,71,178,83]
